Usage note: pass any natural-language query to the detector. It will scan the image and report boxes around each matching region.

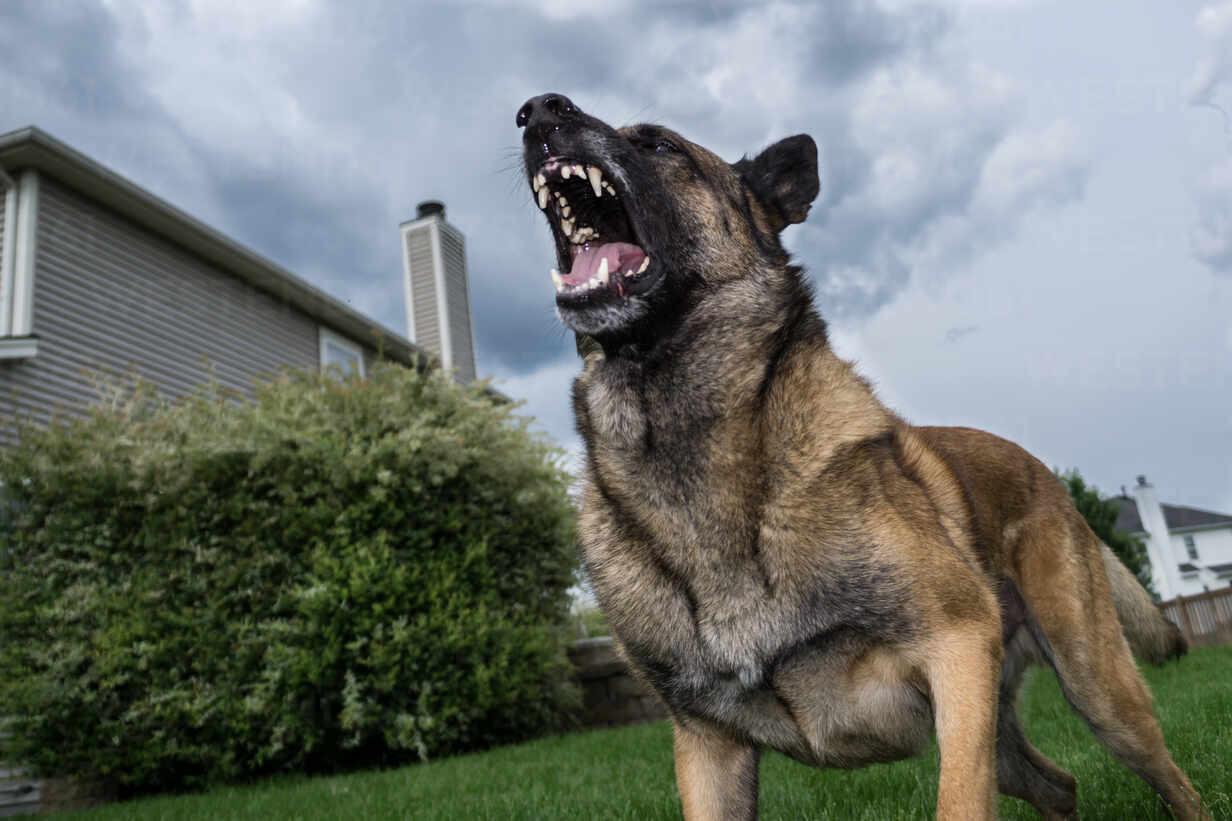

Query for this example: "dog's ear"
[734,135,820,232]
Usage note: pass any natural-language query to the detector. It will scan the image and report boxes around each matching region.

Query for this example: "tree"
[1056,468,1156,597]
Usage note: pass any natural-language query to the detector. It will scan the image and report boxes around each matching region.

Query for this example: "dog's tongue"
[565,242,646,285]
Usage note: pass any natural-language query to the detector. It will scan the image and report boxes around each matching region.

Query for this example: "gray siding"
[0,175,327,442]
[406,224,439,354]
[0,183,6,270]
[439,222,475,383]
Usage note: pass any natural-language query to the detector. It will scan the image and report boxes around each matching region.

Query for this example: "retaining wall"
[568,637,668,727]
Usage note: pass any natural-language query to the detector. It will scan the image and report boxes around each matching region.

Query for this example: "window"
[1183,535,1199,561]
[319,328,365,377]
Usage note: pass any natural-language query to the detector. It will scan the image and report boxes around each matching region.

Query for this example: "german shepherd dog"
[516,94,1206,820]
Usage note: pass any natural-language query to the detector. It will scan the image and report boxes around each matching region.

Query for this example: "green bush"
[573,604,611,638]
[0,363,578,795]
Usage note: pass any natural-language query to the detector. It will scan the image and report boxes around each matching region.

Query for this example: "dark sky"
[2,0,1228,514]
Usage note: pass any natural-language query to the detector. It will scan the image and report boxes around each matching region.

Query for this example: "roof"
[0,125,430,370]
[1114,496,1232,534]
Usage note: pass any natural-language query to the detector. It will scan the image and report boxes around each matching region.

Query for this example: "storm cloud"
[1,0,1227,515]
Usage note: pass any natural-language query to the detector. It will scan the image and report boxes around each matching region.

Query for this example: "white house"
[1115,476,1232,601]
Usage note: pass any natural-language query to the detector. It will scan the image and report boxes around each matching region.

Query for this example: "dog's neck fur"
[575,262,899,682]
[575,262,894,525]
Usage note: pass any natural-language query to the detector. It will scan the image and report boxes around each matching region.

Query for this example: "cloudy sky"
[2,0,1229,515]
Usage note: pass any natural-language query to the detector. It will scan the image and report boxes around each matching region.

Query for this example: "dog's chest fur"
[573,333,933,766]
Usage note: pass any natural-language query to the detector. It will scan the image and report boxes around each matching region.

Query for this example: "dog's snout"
[516,93,578,131]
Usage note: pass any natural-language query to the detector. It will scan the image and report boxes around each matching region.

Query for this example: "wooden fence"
[1159,587,1232,648]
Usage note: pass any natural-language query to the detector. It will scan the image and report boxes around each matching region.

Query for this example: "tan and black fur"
[517,94,1204,820]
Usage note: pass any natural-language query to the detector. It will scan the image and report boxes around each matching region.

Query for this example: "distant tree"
[1056,468,1156,597]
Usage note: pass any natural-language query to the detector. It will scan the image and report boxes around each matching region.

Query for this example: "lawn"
[56,646,1231,820]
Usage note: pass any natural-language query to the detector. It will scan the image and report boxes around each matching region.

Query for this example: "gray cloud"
[0,0,1089,373]
[0,2,149,123]
[1189,3,1232,276]
[1,0,1227,519]
[1191,161,1232,274]
[1187,2,1232,128]
[944,324,980,343]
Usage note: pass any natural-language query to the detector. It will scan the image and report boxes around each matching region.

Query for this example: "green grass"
[57,647,1232,820]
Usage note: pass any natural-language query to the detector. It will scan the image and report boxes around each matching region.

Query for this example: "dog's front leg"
[926,624,1002,821]
[673,720,760,821]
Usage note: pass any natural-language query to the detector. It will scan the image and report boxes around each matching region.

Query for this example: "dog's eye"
[638,137,679,154]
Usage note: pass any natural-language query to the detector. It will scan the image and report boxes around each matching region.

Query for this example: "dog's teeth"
[561,165,571,180]
[551,269,564,292]
[538,186,548,209]
[562,217,574,237]
[559,195,567,206]
[562,206,571,218]
[596,257,609,283]
[588,165,603,197]
[603,182,616,196]
[637,256,650,274]
[573,164,585,179]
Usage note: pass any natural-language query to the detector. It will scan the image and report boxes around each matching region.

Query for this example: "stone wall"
[567,637,668,727]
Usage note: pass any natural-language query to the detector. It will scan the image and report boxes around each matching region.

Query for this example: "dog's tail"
[1100,543,1187,664]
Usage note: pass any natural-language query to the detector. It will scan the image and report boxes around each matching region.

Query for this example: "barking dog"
[517,93,1205,820]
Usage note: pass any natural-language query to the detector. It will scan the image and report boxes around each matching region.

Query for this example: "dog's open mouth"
[532,159,653,304]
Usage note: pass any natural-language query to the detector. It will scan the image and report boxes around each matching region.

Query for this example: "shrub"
[572,604,611,639]
[0,363,578,794]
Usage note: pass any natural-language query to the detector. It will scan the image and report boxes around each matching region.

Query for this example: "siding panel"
[406,225,439,354]
[439,223,474,383]
[0,177,327,443]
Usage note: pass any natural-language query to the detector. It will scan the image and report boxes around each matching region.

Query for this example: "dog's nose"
[516,94,578,130]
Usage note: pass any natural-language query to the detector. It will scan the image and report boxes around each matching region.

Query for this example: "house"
[1116,476,1232,600]
[0,125,456,444]
[0,126,492,815]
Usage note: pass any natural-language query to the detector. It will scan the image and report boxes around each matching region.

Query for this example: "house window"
[1183,535,1198,561]
[319,328,365,377]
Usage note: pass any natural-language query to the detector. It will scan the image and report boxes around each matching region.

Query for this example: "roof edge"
[0,125,429,369]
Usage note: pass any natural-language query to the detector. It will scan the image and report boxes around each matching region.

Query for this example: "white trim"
[1170,522,1232,535]
[318,326,365,378]
[10,169,39,337]
[428,220,453,373]
[0,335,38,359]
[399,224,417,343]
[0,181,16,337]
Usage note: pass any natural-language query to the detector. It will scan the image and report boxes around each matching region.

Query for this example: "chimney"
[399,201,477,383]
[1132,476,1177,600]
[416,200,445,219]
